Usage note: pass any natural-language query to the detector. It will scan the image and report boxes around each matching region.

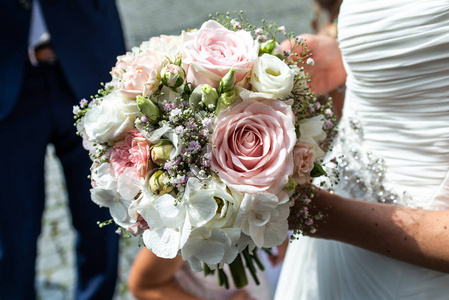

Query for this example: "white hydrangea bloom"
[234,192,289,248]
[181,227,240,272]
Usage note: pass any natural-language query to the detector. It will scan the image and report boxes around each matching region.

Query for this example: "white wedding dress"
[275,0,449,299]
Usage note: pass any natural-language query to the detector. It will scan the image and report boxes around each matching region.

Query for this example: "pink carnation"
[119,50,163,98]
[211,99,296,194]
[110,129,153,179]
[292,141,316,184]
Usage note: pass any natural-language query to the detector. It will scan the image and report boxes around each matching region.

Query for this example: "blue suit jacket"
[0,0,126,120]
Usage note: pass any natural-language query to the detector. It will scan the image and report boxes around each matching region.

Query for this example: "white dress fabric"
[275,0,449,299]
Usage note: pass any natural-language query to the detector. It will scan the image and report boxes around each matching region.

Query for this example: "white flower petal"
[143,227,181,259]
[181,227,238,266]
[186,189,217,227]
[90,188,128,222]
[187,256,203,272]
[261,218,289,248]
[249,223,266,248]
[154,194,185,228]
[117,168,141,200]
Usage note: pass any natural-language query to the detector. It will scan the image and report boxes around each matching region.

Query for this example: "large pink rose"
[182,20,259,89]
[292,141,316,184]
[211,99,296,194]
[110,129,154,179]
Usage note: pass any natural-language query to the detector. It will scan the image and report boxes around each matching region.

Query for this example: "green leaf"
[310,162,327,178]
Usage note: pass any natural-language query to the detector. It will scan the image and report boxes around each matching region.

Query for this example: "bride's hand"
[268,237,289,266]
[281,34,346,94]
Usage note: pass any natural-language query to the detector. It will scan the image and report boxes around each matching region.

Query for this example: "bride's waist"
[331,114,449,209]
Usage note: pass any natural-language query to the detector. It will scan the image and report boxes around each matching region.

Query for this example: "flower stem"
[218,268,229,289]
[251,249,265,271]
[204,263,215,277]
[229,253,248,289]
[242,248,260,285]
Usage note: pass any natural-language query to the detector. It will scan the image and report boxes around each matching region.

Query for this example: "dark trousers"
[0,61,119,300]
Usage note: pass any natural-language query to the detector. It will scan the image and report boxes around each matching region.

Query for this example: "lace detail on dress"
[327,116,419,208]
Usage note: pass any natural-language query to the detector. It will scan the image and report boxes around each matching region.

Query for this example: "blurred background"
[36,0,317,299]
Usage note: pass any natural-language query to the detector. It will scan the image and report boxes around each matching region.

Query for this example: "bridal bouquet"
[74,13,336,288]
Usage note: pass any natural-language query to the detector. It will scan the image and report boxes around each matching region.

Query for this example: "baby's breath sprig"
[288,184,328,238]
[97,218,114,228]
[210,11,255,33]
[93,82,114,99]
[211,11,289,43]
[158,97,214,193]
[73,83,113,128]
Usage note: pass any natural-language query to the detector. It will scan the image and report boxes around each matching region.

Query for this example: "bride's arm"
[127,248,202,300]
[128,248,252,300]
[310,188,449,273]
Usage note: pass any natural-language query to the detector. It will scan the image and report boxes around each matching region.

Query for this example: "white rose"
[203,179,242,229]
[83,91,140,144]
[250,54,295,99]
[298,115,327,159]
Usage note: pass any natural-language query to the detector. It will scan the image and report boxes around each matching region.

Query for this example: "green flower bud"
[216,87,239,115]
[200,84,219,111]
[259,40,277,55]
[161,64,185,89]
[136,96,161,125]
[189,84,219,111]
[219,68,236,94]
[150,140,174,166]
[285,177,298,195]
[148,170,173,195]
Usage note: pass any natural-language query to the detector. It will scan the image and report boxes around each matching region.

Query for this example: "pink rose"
[292,141,316,184]
[110,52,134,78]
[110,129,154,179]
[211,99,296,194]
[120,51,163,98]
[182,20,259,89]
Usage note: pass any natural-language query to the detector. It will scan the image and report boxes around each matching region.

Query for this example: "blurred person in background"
[311,0,344,120]
[0,1,125,299]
